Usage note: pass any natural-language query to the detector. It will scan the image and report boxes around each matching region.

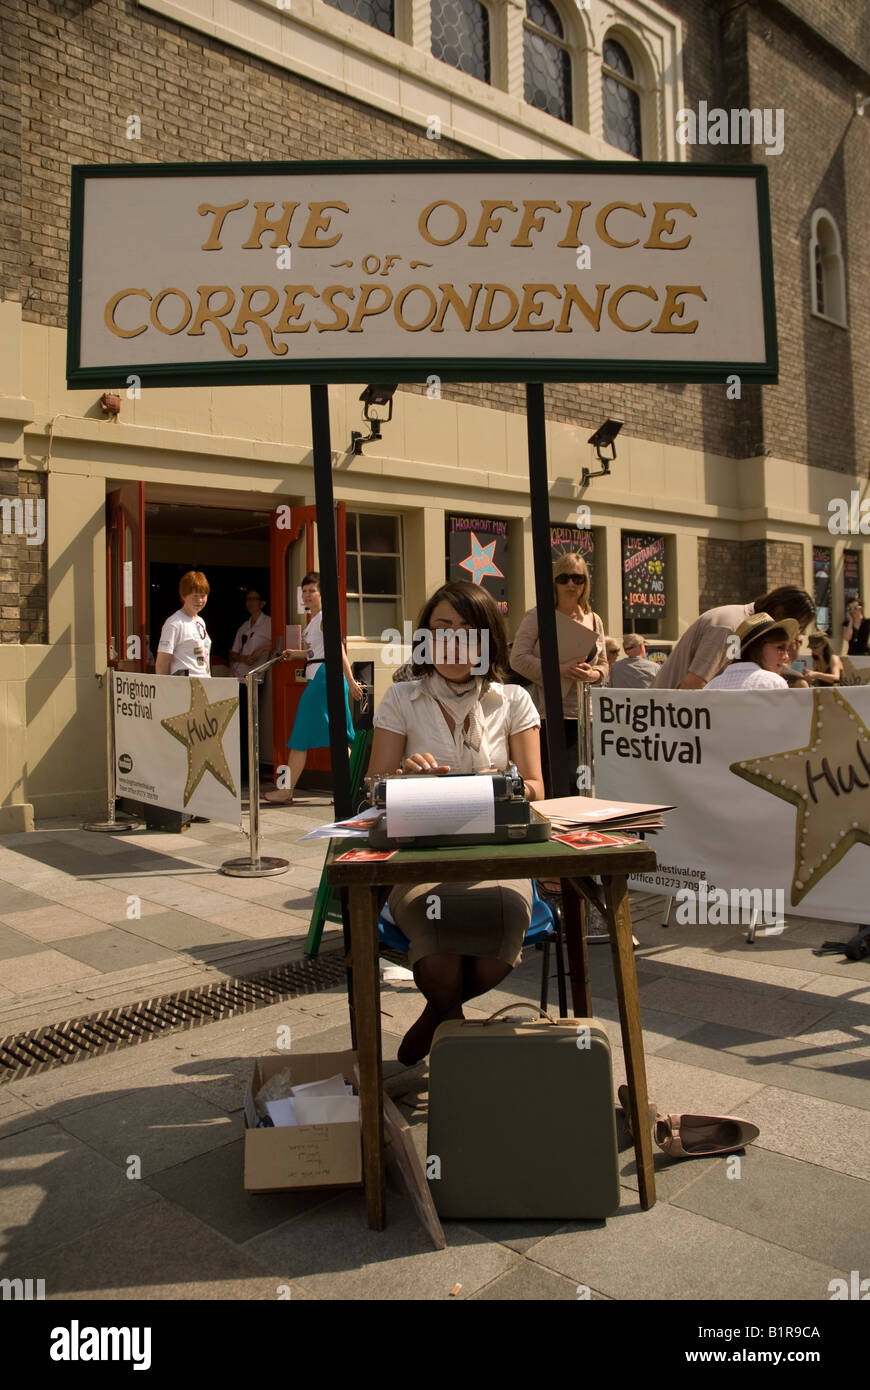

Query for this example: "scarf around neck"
[421,671,490,769]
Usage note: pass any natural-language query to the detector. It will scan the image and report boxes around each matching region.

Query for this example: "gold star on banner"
[160,679,238,806]
[730,688,870,905]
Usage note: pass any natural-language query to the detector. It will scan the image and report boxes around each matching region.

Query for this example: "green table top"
[325,833,657,887]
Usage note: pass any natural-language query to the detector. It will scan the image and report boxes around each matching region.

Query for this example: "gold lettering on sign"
[198,201,249,251]
[608,284,658,332]
[510,201,561,247]
[241,202,301,249]
[188,287,246,356]
[394,284,439,331]
[419,201,468,246]
[595,202,646,248]
[556,201,592,247]
[556,284,608,333]
[275,286,317,333]
[150,289,192,335]
[231,286,288,355]
[297,202,349,248]
[651,285,708,333]
[104,288,151,338]
[515,284,560,331]
[643,203,697,250]
[347,284,393,332]
[475,284,519,331]
[313,287,355,332]
[469,201,517,247]
[431,284,483,332]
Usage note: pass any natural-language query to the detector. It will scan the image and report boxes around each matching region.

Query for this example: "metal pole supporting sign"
[221,654,289,877]
[83,670,142,833]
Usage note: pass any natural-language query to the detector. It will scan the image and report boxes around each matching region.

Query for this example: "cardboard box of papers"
[243,1052,362,1193]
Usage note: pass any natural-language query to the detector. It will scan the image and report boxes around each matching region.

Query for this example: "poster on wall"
[813,545,832,633]
[550,525,595,588]
[843,550,861,604]
[622,533,666,619]
[112,672,242,825]
[593,686,870,925]
[446,514,507,614]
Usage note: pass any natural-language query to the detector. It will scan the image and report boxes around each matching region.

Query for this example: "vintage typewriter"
[364,768,551,849]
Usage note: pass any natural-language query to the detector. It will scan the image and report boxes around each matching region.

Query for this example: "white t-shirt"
[157,609,212,676]
[230,612,271,679]
[374,680,540,771]
[704,662,788,690]
[303,611,324,680]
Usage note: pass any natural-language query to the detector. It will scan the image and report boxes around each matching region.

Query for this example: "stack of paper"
[536,796,675,834]
[265,1073,359,1127]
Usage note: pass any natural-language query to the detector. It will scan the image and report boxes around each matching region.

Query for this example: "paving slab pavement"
[0,810,867,1301]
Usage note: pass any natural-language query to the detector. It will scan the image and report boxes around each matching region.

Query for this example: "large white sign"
[68,161,776,387]
[593,687,870,925]
[113,672,242,826]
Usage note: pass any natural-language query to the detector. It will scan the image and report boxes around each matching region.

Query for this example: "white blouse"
[374,680,540,771]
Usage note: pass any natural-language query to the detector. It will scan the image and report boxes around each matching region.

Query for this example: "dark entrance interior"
[144,502,272,671]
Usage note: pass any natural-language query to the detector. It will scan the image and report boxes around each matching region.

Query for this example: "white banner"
[112,672,242,826]
[843,655,870,685]
[593,687,870,924]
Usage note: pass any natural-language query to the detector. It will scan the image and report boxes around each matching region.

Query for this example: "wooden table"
[325,836,658,1229]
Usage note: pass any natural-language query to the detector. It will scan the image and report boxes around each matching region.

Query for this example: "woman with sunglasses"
[511,553,609,792]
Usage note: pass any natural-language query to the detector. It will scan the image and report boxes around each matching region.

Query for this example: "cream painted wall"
[2,308,868,816]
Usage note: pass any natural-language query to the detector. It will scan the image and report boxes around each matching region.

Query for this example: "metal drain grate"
[0,950,352,1083]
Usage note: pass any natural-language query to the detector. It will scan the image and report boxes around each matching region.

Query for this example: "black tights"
[397,953,513,1064]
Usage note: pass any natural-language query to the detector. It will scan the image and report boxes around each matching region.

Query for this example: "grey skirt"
[386,879,535,967]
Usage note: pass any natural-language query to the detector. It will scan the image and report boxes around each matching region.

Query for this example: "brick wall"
[3,0,846,466]
[698,535,806,608]
[0,463,47,643]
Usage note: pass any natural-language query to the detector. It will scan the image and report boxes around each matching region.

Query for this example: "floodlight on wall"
[350,384,397,455]
[581,418,623,487]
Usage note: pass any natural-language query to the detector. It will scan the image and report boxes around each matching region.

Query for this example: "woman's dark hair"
[411,581,509,680]
[753,586,814,629]
[300,572,320,588]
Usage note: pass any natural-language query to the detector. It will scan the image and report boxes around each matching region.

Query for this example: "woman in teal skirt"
[263,571,363,804]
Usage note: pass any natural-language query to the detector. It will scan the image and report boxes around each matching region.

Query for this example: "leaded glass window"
[524,0,572,123]
[431,0,490,83]
[602,37,642,156]
[323,0,394,36]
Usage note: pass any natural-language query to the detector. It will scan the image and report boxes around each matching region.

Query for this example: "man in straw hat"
[704,613,800,690]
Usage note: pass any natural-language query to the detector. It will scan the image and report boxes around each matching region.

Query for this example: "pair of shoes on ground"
[618,1084,759,1159]
[397,1003,464,1067]
[261,790,295,805]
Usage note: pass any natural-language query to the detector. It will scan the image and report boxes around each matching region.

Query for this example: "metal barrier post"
[221,654,289,877]
[581,681,595,796]
[83,670,142,833]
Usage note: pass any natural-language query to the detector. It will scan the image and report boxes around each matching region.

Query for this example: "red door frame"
[270,502,347,774]
[106,483,146,672]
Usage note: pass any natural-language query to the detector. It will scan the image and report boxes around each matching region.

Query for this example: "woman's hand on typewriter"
[398,753,451,775]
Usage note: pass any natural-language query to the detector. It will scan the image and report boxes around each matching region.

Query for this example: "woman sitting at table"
[369,581,544,1065]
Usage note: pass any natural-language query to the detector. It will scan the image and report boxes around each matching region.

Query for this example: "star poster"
[447,514,508,612]
[731,688,870,905]
[160,678,239,805]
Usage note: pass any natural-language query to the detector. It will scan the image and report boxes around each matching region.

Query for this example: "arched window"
[323,0,394,36]
[809,211,846,326]
[431,0,490,83]
[602,36,642,157]
[524,0,572,124]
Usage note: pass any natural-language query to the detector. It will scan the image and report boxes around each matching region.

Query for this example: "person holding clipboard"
[510,553,608,793]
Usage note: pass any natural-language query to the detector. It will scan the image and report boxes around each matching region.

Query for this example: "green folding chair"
[304,725,373,956]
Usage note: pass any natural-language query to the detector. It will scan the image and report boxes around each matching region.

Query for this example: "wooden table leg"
[559,877,592,1017]
[348,885,386,1230]
[601,874,657,1210]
